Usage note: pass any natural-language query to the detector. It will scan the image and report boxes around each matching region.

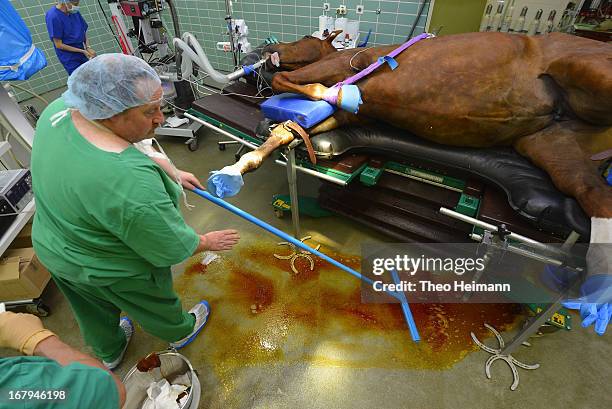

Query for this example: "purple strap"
[337,32,432,88]
[323,86,340,105]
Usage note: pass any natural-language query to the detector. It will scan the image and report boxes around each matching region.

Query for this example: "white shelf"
[0,198,35,256]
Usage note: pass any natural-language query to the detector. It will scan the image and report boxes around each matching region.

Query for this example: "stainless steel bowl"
[122,351,201,409]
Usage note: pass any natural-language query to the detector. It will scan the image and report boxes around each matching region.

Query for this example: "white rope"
[49,109,72,127]
[150,138,195,210]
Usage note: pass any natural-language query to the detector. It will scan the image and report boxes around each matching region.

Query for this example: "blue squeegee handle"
[192,188,421,342]
[390,269,421,342]
[192,188,397,297]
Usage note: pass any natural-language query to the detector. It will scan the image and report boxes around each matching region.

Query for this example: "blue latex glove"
[562,301,611,335]
[206,166,244,198]
[563,274,612,336]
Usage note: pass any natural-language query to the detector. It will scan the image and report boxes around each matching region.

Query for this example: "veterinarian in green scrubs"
[30,54,239,369]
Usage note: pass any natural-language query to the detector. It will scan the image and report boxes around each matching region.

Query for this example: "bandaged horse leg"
[237,124,296,171]
[207,125,296,197]
[273,71,363,113]
[270,48,367,90]
[270,47,373,104]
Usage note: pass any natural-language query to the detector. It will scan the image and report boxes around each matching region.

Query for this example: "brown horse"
[261,31,612,222]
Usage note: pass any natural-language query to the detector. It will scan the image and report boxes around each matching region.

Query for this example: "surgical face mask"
[68,4,80,13]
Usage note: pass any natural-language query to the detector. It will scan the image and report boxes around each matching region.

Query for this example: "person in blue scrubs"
[45,0,95,75]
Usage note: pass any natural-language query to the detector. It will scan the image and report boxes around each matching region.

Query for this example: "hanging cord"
[1,129,27,168]
[95,0,123,49]
[349,46,374,72]
[407,0,429,40]
[9,83,49,105]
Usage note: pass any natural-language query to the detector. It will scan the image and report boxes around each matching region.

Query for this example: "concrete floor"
[4,93,612,409]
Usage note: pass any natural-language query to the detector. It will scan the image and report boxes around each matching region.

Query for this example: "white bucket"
[122,351,201,409]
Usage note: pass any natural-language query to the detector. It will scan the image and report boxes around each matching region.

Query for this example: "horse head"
[263,30,342,71]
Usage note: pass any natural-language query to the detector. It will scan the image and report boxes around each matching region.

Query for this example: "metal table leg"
[499,233,580,355]
[285,145,301,238]
[501,297,565,356]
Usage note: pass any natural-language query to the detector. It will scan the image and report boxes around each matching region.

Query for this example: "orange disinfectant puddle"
[176,242,524,395]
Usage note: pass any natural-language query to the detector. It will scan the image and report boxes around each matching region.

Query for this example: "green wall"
[429,0,487,36]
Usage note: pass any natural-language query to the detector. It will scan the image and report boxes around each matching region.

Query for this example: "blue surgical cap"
[63,53,161,120]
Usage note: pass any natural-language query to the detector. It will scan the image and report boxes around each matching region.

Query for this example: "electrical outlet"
[323,3,330,12]
[337,5,347,15]
[356,5,364,14]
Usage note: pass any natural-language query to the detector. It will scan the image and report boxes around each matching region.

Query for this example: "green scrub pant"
[51,269,196,362]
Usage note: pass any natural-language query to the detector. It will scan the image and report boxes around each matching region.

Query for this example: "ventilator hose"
[174,33,231,84]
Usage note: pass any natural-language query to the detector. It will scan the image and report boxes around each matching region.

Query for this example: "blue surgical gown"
[45,7,88,74]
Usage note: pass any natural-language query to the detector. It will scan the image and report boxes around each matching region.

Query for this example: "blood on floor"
[176,242,524,398]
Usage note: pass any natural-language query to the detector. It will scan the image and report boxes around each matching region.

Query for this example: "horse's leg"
[542,35,612,126]
[271,50,363,98]
[513,122,612,219]
[309,111,372,134]
[272,72,330,100]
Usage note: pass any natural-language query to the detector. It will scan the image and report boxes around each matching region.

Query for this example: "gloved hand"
[563,274,612,336]
[562,301,611,335]
[0,312,56,355]
[207,166,244,198]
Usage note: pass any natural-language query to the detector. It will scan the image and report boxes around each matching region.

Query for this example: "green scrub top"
[0,356,119,409]
[31,98,200,285]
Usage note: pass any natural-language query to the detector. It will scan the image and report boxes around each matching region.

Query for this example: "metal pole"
[499,229,583,355]
[501,297,565,356]
[275,159,348,186]
[286,144,301,239]
[225,0,238,68]
[184,112,259,150]
[440,207,561,255]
